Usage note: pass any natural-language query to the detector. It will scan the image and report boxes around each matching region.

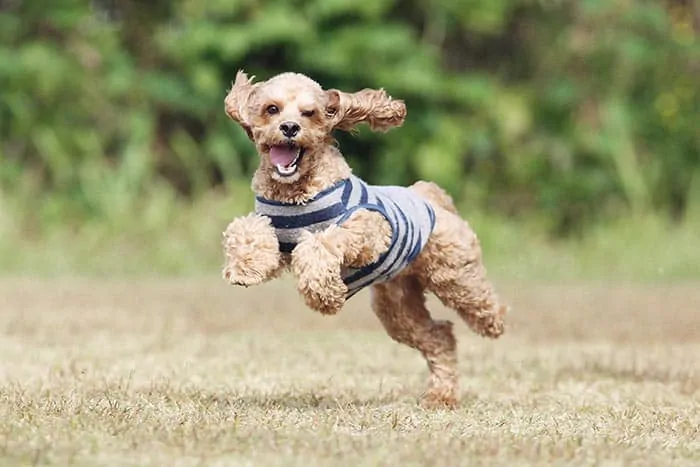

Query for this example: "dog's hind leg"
[370,275,458,408]
[409,207,507,339]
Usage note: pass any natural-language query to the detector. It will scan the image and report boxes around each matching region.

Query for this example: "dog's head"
[225,71,407,184]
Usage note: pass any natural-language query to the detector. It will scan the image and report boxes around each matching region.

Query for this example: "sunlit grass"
[0,279,698,466]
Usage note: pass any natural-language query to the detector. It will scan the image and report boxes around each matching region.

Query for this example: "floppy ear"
[325,88,407,133]
[224,70,256,140]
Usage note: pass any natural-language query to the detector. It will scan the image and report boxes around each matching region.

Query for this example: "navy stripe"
[267,203,345,229]
[427,205,436,227]
[359,183,368,205]
[383,205,414,265]
[394,204,413,251]
[255,196,290,207]
[379,212,412,273]
[344,255,382,284]
[279,242,295,253]
[345,205,408,289]
[403,208,416,260]
[405,232,423,263]
[346,227,408,291]
[341,207,395,284]
[255,178,347,206]
[341,178,352,205]
[395,201,411,233]
[377,201,415,277]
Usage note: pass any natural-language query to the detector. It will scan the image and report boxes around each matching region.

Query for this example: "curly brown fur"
[222,214,286,286]
[409,180,460,215]
[371,276,458,408]
[405,184,507,339]
[221,70,508,408]
[291,209,392,315]
[326,88,407,132]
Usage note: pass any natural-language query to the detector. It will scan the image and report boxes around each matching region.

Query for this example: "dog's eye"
[301,109,315,118]
[266,105,279,115]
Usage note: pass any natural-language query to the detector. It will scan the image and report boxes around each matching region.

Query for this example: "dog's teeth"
[276,163,297,175]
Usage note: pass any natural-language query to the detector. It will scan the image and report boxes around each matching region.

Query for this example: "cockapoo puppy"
[222,70,508,408]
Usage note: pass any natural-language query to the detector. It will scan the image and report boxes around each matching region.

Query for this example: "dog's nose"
[279,121,300,138]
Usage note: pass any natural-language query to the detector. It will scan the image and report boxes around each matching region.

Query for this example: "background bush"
[1,0,698,238]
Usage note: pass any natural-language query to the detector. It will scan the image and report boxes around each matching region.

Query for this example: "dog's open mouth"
[270,143,304,177]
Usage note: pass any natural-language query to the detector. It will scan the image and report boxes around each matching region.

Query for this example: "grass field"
[0,278,698,466]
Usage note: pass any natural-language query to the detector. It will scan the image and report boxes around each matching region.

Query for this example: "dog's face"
[225,71,407,184]
[238,73,332,182]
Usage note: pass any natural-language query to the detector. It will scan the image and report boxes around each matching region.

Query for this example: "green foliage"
[1,0,698,236]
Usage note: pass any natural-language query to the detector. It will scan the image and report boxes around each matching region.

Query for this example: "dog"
[221,71,507,408]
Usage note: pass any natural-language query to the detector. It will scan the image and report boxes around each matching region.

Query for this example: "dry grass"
[0,278,698,466]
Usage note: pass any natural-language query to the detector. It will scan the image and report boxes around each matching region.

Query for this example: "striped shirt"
[255,175,436,298]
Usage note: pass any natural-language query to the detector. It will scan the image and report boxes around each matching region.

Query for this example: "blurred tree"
[0,0,698,234]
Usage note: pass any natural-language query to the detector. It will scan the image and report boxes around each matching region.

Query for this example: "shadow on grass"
[195,389,482,411]
[222,392,415,410]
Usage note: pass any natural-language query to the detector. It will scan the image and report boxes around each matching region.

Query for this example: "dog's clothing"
[255,175,436,298]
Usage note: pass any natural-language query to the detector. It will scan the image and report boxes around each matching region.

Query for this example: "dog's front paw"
[291,236,347,315]
[222,214,281,287]
[222,264,268,287]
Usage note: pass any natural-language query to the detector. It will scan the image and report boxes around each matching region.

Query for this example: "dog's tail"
[409,181,459,215]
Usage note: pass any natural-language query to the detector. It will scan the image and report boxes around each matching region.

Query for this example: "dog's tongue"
[269,145,297,167]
